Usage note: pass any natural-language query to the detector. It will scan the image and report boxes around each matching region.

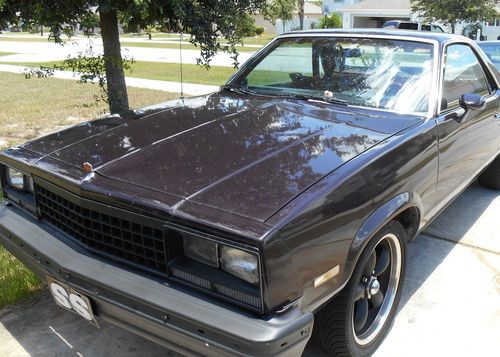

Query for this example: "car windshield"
[479,43,500,69]
[231,37,435,114]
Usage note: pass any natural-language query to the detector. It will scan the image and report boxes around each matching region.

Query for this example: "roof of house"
[339,0,410,13]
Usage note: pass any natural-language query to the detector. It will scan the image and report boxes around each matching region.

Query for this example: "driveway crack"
[423,232,500,256]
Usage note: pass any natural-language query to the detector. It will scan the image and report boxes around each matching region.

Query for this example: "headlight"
[182,234,260,286]
[6,167,25,190]
[183,234,219,267]
[4,167,34,193]
[220,246,259,286]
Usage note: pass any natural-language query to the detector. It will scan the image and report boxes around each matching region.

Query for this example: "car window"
[431,25,444,33]
[383,21,397,29]
[234,37,434,114]
[479,43,500,69]
[442,44,490,109]
[421,25,431,32]
[398,23,418,30]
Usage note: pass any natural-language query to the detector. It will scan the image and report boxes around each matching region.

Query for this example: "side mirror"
[459,93,486,111]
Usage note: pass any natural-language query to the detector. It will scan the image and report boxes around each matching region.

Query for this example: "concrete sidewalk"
[0,182,499,357]
[0,64,219,96]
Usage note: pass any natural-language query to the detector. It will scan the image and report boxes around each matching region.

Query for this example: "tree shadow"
[0,290,176,357]
[0,183,497,357]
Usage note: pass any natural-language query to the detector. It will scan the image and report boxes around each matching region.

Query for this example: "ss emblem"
[47,277,99,327]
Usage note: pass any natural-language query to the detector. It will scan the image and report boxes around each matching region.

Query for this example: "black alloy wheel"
[314,221,408,357]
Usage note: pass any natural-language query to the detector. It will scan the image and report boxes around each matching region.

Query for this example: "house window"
[487,18,500,27]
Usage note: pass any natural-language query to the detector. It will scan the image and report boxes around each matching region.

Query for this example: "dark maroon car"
[1,30,499,356]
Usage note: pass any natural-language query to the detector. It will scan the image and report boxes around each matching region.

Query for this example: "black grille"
[36,185,168,274]
[34,181,263,313]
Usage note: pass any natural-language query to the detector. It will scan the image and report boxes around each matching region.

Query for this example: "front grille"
[34,180,263,313]
[36,185,168,275]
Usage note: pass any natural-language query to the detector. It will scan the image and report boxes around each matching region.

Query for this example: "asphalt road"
[1,181,499,357]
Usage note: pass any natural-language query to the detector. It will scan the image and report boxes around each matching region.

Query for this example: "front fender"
[352,192,423,251]
[343,192,422,283]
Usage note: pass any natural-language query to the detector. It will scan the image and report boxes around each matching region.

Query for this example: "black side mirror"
[459,93,486,111]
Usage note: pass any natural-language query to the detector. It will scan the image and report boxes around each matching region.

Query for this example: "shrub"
[318,13,342,29]
[236,13,257,37]
[255,26,265,36]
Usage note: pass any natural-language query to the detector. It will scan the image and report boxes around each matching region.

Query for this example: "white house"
[322,0,357,14]
[482,4,500,40]
[337,0,415,29]
[327,0,500,40]
[254,1,323,35]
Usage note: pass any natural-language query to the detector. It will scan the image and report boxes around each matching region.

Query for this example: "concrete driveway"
[1,182,499,357]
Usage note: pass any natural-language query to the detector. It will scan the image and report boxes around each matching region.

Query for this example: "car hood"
[20,92,424,222]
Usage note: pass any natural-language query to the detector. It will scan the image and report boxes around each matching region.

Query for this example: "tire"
[314,221,408,357]
[478,155,500,190]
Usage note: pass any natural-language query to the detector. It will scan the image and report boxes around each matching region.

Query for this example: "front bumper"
[0,204,313,357]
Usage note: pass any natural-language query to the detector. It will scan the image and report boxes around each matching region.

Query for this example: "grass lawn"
[121,32,275,46]
[0,72,180,309]
[128,61,236,85]
[0,60,237,86]
[0,233,41,310]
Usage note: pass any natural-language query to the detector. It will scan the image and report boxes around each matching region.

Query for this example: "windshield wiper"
[283,93,349,106]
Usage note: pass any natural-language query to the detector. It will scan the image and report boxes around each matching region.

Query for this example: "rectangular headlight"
[220,246,259,286]
[183,234,219,267]
[6,167,25,191]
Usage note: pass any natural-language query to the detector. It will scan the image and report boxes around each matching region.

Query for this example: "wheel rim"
[352,233,402,346]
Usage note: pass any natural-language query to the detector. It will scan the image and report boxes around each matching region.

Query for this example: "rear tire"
[479,155,500,190]
[314,221,408,357]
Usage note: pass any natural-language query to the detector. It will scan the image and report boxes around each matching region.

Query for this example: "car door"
[433,43,500,209]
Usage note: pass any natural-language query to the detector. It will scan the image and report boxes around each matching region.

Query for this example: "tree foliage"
[0,0,270,113]
[264,0,296,23]
[318,13,342,29]
[410,0,497,33]
[80,12,99,35]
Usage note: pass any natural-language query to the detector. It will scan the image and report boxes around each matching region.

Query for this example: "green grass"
[128,61,236,85]
[120,32,275,46]
[0,60,237,86]
[0,72,181,309]
[0,244,42,310]
[121,33,183,39]
[237,34,276,46]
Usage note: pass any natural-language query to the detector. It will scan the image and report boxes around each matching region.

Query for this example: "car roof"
[280,28,461,44]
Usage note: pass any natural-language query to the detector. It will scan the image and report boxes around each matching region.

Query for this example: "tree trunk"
[451,22,456,34]
[299,0,305,30]
[99,9,129,113]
